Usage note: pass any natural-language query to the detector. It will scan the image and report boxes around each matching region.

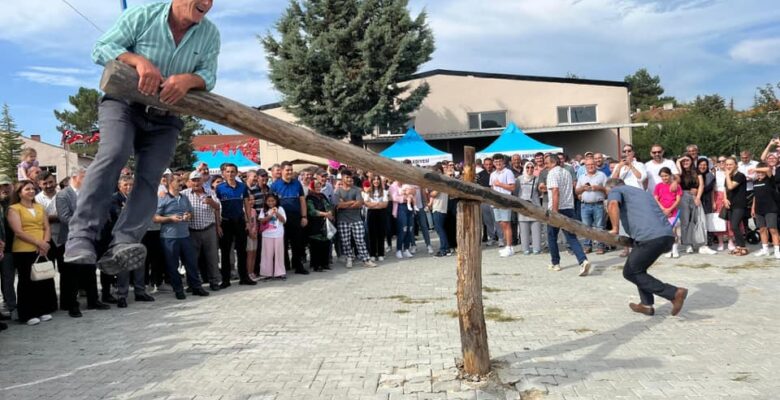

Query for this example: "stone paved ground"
[1,243,779,399]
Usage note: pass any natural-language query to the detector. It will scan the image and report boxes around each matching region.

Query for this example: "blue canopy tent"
[379,128,452,166]
[193,150,259,174]
[476,122,562,160]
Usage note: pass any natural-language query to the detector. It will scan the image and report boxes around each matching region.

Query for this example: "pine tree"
[171,116,202,170]
[262,0,435,144]
[0,103,25,179]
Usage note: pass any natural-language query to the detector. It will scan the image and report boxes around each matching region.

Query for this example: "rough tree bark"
[456,146,490,375]
[99,60,631,247]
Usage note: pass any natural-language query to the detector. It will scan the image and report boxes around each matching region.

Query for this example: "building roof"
[364,122,648,143]
[255,69,629,110]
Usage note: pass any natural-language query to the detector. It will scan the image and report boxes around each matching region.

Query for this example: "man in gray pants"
[182,171,223,291]
[64,0,221,274]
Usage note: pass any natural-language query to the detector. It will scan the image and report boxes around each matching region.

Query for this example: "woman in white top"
[712,156,730,251]
[258,193,287,280]
[516,161,542,255]
[363,176,389,261]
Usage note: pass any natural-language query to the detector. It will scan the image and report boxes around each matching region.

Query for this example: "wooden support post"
[456,146,490,376]
[99,61,631,248]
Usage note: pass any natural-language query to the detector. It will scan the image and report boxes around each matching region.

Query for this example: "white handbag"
[30,256,56,282]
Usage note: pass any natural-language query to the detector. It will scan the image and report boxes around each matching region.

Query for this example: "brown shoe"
[671,287,688,316]
[629,302,654,316]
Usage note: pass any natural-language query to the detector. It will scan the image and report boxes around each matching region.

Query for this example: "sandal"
[731,247,748,256]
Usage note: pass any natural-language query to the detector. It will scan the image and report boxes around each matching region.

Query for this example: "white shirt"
[35,191,60,238]
[644,159,678,193]
[715,170,726,192]
[738,160,759,191]
[613,160,647,189]
[547,166,575,210]
[489,168,515,195]
[259,206,286,239]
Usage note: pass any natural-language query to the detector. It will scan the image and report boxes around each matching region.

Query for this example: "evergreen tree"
[171,116,202,170]
[625,68,675,112]
[0,103,25,179]
[690,94,726,117]
[753,83,780,112]
[262,0,435,144]
[54,87,101,156]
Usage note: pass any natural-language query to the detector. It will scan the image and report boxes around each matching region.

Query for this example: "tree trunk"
[99,60,631,247]
[456,146,490,376]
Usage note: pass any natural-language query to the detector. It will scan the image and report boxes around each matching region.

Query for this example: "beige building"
[257,69,644,161]
[20,135,92,181]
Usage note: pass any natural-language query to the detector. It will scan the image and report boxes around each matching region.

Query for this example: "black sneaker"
[219,281,231,289]
[239,280,257,285]
[295,269,310,275]
[134,293,155,302]
[117,298,128,308]
[97,244,147,275]
[68,306,83,318]
[88,300,111,310]
[0,321,7,331]
[209,283,221,291]
[175,291,186,300]
[191,287,210,296]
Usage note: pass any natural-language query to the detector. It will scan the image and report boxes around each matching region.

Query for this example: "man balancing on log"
[605,178,688,316]
[64,0,220,275]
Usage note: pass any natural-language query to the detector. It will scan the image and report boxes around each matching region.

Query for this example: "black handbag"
[718,207,729,220]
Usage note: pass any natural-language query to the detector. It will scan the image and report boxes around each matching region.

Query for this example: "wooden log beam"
[456,146,490,376]
[99,60,631,247]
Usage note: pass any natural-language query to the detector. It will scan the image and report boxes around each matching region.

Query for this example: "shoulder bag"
[30,256,56,281]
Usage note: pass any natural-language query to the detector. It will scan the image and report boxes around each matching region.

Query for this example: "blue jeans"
[547,208,588,266]
[396,206,414,251]
[432,211,449,252]
[414,210,431,247]
[161,237,202,293]
[580,203,605,249]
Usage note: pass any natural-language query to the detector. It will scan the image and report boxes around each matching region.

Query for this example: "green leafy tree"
[690,94,726,117]
[171,116,202,170]
[262,0,435,144]
[625,68,675,111]
[0,103,25,179]
[54,87,101,156]
[752,83,780,113]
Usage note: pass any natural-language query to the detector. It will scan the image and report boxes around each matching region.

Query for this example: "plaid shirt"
[181,188,220,230]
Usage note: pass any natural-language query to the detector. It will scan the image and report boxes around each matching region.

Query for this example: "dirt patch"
[731,372,752,382]
[678,263,715,269]
[569,328,597,334]
[393,309,410,314]
[520,388,547,399]
[488,272,523,276]
[363,295,447,304]
[484,306,522,322]
[435,310,459,318]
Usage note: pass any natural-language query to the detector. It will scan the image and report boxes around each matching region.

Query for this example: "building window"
[557,105,597,124]
[375,118,416,135]
[40,165,57,178]
[468,111,507,130]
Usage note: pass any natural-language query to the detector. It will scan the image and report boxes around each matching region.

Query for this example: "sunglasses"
[718,159,726,163]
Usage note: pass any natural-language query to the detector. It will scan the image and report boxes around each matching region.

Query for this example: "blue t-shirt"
[215,181,250,220]
[607,185,672,242]
[270,179,305,215]
[157,193,193,239]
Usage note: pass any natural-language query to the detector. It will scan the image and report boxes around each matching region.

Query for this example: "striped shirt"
[93,2,220,91]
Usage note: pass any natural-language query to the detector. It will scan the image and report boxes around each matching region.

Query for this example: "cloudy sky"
[2,0,780,144]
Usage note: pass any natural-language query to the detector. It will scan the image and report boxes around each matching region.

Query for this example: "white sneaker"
[664,252,673,258]
[27,317,41,326]
[672,250,680,258]
[403,250,414,258]
[40,314,52,322]
[728,241,735,251]
[427,245,434,255]
[385,245,393,253]
[410,245,418,254]
[486,240,495,247]
[698,247,717,255]
[498,240,505,247]
[378,256,384,262]
[685,246,694,254]
[499,248,510,257]
[754,248,770,257]
[396,250,403,259]
[369,257,376,262]
[363,260,378,268]
[548,264,561,272]
[775,250,780,260]
[717,244,724,252]
[579,260,591,277]
[345,258,353,269]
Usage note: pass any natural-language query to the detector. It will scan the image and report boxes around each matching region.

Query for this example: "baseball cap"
[0,175,11,185]
[164,168,173,176]
[256,168,268,177]
[189,170,202,180]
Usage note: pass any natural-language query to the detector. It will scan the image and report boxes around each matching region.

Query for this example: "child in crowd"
[653,167,683,258]
[17,148,39,181]
[259,193,287,280]
[246,205,259,281]
[751,163,780,258]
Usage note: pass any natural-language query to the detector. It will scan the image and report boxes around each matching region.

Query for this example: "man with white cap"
[182,170,222,291]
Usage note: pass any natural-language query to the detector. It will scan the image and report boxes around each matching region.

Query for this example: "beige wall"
[21,137,91,181]
[405,74,630,133]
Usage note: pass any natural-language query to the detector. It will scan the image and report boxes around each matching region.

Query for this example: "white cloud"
[730,38,780,65]
[16,65,99,87]
[27,66,95,75]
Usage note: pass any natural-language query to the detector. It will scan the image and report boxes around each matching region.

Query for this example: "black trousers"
[730,207,747,247]
[14,252,57,322]
[622,236,678,306]
[220,218,249,282]
[283,212,306,272]
[142,229,166,286]
[57,245,98,310]
[367,209,386,258]
[309,239,330,270]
